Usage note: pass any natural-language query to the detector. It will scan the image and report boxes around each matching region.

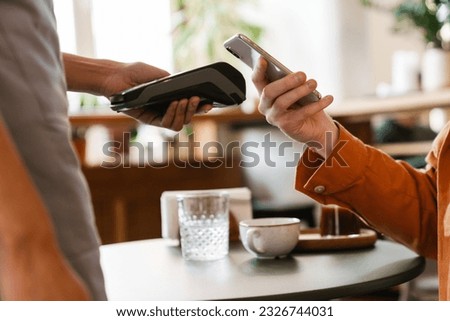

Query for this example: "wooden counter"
[69,105,265,128]
[329,88,450,118]
[70,88,450,127]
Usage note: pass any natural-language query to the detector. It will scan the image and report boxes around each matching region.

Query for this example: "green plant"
[361,0,450,49]
[170,0,263,71]
[79,93,99,109]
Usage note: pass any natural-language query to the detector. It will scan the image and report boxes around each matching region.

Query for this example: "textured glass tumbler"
[177,192,229,261]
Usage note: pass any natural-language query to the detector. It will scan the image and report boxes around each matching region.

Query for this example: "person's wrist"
[84,58,124,96]
[307,119,339,159]
[63,53,123,96]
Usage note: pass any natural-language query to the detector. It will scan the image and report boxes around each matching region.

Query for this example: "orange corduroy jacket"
[295,121,450,300]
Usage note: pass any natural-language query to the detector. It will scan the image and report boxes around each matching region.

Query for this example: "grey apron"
[0,0,106,300]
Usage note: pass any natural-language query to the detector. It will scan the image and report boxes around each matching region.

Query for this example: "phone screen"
[224,33,321,105]
[224,34,291,82]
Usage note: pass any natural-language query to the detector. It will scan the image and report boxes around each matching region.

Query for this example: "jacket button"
[314,185,325,194]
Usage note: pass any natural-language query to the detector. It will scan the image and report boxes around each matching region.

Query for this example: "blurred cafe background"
[58,0,450,300]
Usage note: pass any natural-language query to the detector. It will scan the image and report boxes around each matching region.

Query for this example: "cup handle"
[247,228,265,254]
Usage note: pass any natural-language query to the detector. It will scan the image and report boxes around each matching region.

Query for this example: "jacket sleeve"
[295,123,438,258]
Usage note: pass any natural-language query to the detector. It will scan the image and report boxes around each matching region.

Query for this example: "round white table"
[100,238,425,301]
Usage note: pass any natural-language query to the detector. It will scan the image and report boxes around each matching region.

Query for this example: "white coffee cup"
[239,217,301,259]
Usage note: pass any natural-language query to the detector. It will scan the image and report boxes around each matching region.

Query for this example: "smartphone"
[223,33,321,106]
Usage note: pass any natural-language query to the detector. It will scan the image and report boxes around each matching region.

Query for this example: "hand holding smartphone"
[223,33,321,107]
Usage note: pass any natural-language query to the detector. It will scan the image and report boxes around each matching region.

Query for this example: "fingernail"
[306,79,316,89]
[294,72,306,83]
[322,95,333,103]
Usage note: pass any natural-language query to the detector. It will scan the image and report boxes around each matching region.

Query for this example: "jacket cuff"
[295,123,369,199]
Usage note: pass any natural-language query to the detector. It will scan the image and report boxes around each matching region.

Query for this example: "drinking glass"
[177,191,229,260]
